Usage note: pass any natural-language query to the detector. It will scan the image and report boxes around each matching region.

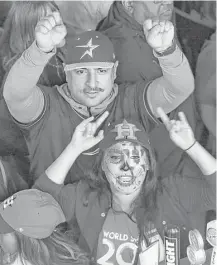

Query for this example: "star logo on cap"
[111,120,141,140]
[3,195,17,209]
[76,38,99,60]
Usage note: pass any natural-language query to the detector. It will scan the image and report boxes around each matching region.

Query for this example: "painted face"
[132,1,174,24]
[102,141,149,195]
[66,63,118,107]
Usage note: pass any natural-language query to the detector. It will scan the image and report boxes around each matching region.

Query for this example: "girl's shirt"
[96,208,164,265]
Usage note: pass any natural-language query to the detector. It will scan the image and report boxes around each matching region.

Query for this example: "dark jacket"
[34,168,216,261]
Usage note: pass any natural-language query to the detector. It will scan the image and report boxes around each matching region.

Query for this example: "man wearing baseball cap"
[34,112,216,263]
[3,11,194,184]
[0,189,89,265]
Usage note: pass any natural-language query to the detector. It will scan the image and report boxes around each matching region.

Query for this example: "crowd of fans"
[0,1,215,265]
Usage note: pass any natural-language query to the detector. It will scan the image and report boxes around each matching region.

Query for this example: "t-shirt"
[96,208,164,265]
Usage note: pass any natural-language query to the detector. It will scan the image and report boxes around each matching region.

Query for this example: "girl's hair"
[0,1,59,71]
[1,224,89,265]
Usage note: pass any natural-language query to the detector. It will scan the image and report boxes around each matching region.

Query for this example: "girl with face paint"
[102,141,149,195]
[34,110,216,265]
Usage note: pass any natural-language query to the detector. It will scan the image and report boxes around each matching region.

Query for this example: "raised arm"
[157,107,216,175]
[143,20,194,117]
[3,12,67,123]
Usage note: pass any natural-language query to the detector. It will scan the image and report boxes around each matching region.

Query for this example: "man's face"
[132,1,173,24]
[66,63,117,107]
[102,141,149,195]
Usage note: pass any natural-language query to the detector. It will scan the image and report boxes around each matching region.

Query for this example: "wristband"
[184,140,197,151]
[155,39,176,56]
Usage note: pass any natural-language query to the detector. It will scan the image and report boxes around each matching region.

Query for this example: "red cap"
[63,30,116,70]
[0,189,66,239]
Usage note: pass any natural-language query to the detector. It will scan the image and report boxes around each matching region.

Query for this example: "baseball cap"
[99,119,152,152]
[63,30,116,71]
[0,189,66,239]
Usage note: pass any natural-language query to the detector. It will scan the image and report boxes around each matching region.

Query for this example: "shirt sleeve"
[33,173,77,222]
[146,44,195,117]
[3,41,55,123]
[162,170,216,213]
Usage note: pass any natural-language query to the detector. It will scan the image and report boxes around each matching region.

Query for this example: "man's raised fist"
[143,19,174,53]
[35,12,67,53]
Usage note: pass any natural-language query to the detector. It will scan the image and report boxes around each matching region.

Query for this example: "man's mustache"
[84,87,104,92]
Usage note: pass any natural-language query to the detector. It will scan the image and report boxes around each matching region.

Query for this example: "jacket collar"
[57,83,118,117]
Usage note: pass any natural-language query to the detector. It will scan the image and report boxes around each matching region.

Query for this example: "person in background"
[0,1,66,90]
[97,0,176,83]
[0,189,89,265]
[56,1,113,36]
[190,4,216,245]
[0,1,11,27]
[0,156,28,202]
[0,26,4,87]
[195,30,216,158]
[96,0,197,179]
[33,108,216,264]
[174,1,216,73]
[3,11,194,185]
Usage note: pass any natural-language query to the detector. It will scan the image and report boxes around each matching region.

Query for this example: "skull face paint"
[102,141,149,195]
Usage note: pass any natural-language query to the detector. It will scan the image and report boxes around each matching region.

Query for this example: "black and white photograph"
[0,1,216,264]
